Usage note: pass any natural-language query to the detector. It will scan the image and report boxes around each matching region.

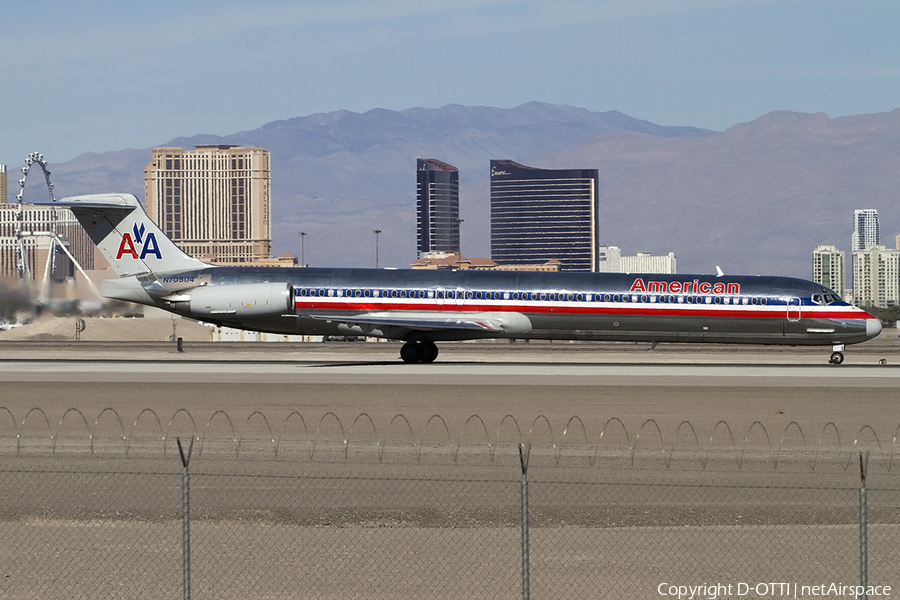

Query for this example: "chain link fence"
[0,409,897,599]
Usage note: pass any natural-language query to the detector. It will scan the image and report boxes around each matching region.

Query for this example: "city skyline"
[7,102,900,279]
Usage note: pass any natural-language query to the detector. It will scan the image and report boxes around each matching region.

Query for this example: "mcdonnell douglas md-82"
[55,193,880,364]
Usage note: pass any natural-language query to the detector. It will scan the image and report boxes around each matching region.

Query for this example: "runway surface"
[1,339,899,442]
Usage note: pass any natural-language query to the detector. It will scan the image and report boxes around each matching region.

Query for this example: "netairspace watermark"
[658,582,892,599]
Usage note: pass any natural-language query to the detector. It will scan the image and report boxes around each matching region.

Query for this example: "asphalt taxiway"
[0,339,898,443]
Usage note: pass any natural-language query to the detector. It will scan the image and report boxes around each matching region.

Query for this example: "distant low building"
[598,246,676,274]
[202,253,298,268]
[411,252,559,271]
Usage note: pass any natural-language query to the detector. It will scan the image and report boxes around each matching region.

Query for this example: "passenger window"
[328,289,335,297]
[761,297,767,305]
[641,295,648,303]
[705,297,712,304]
[364,290,371,297]
[604,294,611,302]
[742,297,749,305]
[577,293,584,301]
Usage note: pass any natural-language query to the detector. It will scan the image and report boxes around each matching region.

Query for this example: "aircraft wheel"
[420,341,439,363]
[829,352,844,365]
[400,341,424,364]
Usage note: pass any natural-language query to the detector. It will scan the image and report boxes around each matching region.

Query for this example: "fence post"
[519,442,531,600]
[178,436,194,600]
[859,450,868,600]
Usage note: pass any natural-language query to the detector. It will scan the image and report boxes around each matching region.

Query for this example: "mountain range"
[21,102,900,280]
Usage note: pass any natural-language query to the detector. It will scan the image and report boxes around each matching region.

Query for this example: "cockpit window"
[813,294,823,305]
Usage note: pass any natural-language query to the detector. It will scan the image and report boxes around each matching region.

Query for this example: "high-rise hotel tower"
[144,145,271,264]
[490,160,599,271]
[812,245,845,294]
[416,159,460,257]
[851,209,880,252]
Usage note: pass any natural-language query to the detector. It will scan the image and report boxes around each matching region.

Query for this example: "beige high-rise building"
[144,145,271,264]
[811,245,845,294]
[852,245,900,308]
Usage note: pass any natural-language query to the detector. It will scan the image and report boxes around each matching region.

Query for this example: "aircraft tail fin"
[55,193,209,277]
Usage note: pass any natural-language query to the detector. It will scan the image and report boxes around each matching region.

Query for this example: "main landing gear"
[829,344,845,365]
[400,340,439,364]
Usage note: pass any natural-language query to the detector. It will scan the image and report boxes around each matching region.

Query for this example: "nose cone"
[867,318,883,340]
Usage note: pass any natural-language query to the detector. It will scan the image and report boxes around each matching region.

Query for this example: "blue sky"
[3,0,899,165]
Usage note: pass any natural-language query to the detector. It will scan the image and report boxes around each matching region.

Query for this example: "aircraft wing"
[301,311,531,334]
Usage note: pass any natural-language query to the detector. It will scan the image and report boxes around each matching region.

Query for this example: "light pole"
[299,231,306,267]
[373,229,382,268]
[455,218,464,270]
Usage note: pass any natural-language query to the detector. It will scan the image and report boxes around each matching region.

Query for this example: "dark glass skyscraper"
[417,159,460,257]
[490,159,599,271]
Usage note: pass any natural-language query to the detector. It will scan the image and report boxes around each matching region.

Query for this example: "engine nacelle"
[186,283,292,318]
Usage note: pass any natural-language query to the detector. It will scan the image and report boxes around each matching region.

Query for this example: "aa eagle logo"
[116,223,162,260]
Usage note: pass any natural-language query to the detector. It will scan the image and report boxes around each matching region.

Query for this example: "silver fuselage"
[122,266,880,346]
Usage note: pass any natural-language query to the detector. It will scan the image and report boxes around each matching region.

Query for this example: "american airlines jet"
[57,193,880,364]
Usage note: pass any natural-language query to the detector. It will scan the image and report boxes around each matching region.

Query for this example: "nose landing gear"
[829,344,845,365]
[400,340,439,364]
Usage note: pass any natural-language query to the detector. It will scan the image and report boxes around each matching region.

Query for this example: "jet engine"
[185,283,293,318]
